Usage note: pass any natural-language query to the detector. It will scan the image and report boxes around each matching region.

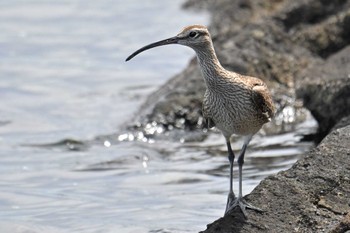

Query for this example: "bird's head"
[126,25,211,61]
[176,25,211,48]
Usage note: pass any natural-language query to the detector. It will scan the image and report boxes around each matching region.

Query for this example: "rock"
[131,58,204,131]
[297,46,350,142]
[330,212,350,233]
[200,124,350,233]
[333,115,350,131]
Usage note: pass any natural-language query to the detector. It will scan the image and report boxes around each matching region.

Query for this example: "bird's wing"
[249,78,275,121]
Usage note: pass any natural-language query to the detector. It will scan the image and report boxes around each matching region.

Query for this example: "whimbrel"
[126,25,275,217]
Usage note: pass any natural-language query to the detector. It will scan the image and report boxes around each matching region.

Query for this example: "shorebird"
[126,25,275,217]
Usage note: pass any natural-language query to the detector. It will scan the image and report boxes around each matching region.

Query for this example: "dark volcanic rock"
[131,58,204,132]
[330,212,350,233]
[201,124,350,233]
[297,46,350,142]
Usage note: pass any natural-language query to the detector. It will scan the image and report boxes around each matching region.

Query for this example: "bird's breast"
[203,88,266,136]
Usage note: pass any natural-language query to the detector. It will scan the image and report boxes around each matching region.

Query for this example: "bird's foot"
[225,197,263,218]
[225,192,236,213]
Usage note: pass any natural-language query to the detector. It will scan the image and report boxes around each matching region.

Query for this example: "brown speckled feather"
[244,75,275,122]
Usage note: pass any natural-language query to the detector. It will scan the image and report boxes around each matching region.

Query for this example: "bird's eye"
[189,31,197,38]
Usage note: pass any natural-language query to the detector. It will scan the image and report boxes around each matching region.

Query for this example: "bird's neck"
[194,43,225,87]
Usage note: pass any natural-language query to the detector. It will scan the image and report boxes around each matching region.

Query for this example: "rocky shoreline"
[128,0,350,232]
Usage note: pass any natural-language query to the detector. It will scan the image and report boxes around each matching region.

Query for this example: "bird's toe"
[225,198,263,218]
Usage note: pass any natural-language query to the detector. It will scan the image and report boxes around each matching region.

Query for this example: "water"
[0,1,316,233]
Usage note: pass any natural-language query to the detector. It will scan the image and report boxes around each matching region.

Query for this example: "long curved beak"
[125,36,179,61]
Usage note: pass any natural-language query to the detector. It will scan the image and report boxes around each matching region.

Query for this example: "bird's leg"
[237,139,249,199]
[226,135,263,218]
[225,138,236,214]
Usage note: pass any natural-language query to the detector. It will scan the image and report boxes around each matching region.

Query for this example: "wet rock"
[136,58,205,132]
[297,46,350,142]
[200,124,350,233]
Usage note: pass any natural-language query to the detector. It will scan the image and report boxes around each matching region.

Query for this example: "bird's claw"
[225,197,263,218]
[225,192,236,213]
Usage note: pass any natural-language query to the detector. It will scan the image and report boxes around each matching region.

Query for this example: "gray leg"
[237,138,250,199]
[226,135,263,218]
[225,137,236,214]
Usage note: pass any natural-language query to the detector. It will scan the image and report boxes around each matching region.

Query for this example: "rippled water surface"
[0,1,316,233]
